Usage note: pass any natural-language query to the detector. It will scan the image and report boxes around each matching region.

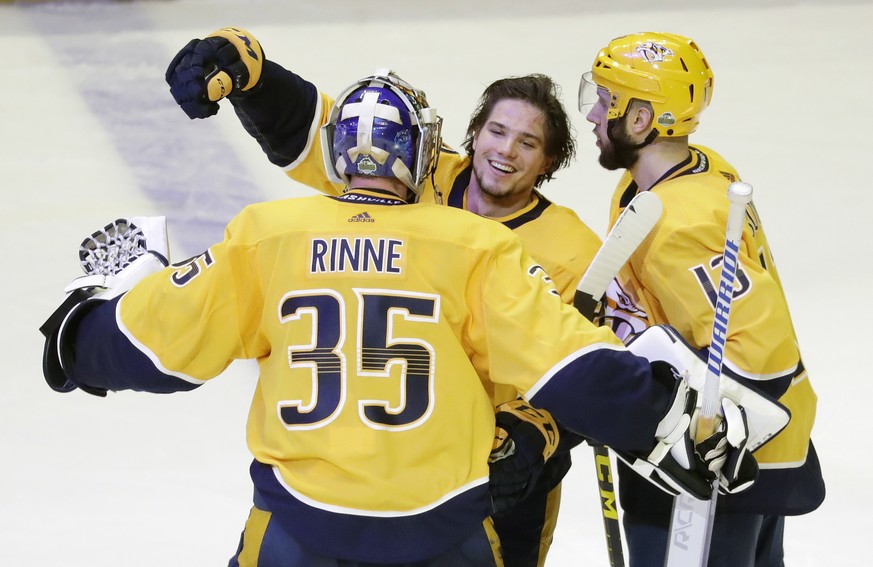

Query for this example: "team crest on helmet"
[357,155,378,175]
[636,42,674,63]
[657,112,677,127]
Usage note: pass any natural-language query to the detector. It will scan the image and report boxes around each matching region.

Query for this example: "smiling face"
[469,98,553,207]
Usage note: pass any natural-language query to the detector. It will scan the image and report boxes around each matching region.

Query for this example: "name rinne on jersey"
[310,237,403,274]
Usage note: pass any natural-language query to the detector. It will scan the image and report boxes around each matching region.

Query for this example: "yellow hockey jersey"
[70,190,664,561]
[605,145,824,515]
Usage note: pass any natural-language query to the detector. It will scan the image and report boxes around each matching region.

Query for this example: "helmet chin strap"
[606,116,660,150]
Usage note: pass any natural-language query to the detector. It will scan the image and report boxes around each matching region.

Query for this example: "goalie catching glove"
[165,26,264,119]
[615,325,790,499]
[488,400,559,516]
[39,217,170,396]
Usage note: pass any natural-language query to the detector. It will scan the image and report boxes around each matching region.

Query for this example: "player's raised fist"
[165,26,264,119]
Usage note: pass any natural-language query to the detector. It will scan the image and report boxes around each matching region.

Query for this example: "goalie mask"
[578,32,714,137]
[321,69,443,202]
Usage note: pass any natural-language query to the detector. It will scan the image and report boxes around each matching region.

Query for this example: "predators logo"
[636,41,674,63]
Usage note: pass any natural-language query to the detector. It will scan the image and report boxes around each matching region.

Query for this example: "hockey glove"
[613,361,715,500]
[488,400,559,516]
[712,398,759,494]
[621,325,788,497]
[40,217,170,396]
[166,26,264,119]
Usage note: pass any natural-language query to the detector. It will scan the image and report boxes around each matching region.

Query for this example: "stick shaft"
[696,182,753,439]
[665,181,753,567]
[575,191,663,567]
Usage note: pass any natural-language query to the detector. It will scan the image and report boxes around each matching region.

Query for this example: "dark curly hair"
[463,74,576,188]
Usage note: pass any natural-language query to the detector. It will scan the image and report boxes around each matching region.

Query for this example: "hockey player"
[41,70,758,566]
[164,27,600,567]
[578,32,826,566]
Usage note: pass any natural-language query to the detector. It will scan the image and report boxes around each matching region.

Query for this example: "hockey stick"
[573,190,663,567]
[663,181,754,567]
[573,191,662,321]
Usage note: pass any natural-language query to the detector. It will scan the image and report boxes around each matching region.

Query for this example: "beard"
[598,117,642,171]
[473,167,501,197]
[473,166,519,201]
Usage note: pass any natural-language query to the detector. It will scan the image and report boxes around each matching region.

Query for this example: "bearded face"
[598,115,643,171]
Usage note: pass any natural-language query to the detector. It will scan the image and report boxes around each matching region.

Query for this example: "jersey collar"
[450,165,553,229]
[334,188,409,206]
[619,147,710,207]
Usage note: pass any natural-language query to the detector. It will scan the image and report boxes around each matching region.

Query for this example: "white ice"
[2,1,869,565]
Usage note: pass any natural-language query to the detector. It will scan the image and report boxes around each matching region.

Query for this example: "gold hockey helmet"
[580,32,714,137]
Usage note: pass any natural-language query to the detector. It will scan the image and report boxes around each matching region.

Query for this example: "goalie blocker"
[616,325,790,499]
[40,217,170,396]
[488,325,785,505]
